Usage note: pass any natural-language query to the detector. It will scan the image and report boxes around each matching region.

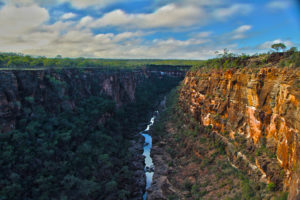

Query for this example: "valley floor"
[147,89,289,200]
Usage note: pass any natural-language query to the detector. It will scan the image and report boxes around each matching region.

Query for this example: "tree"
[271,43,286,52]
[288,47,298,53]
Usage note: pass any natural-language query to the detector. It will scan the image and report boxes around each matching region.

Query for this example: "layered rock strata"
[179,67,300,196]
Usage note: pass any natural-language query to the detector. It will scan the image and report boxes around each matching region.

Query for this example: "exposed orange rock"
[179,67,300,191]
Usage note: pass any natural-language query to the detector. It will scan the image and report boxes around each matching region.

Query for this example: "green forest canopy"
[1,47,299,71]
[0,52,201,70]
[0,74,182,200]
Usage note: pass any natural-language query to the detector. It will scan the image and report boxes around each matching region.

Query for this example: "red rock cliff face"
[179,67,300,193]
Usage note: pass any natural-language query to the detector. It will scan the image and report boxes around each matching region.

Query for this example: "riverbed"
[141,111,158,200]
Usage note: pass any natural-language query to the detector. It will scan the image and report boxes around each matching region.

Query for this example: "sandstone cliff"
[179,67,300,197]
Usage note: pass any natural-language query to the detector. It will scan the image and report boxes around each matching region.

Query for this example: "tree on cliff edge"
[271,43,286,52]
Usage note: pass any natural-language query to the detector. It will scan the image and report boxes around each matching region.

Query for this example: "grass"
[275,192,289,200]
[167,194,179,200]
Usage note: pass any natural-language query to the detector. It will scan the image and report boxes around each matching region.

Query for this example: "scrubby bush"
[267,182,276,192]
[183,180,193,191]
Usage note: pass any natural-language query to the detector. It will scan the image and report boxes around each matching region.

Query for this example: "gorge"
[147,54,300,200]
[0,52,299,200]
[0,67,184,200]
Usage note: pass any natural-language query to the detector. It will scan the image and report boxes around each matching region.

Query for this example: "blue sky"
[0,0,299,59]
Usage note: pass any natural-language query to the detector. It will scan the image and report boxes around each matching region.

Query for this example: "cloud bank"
[0,0,297,59]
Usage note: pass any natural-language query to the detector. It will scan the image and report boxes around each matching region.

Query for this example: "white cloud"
[114,31,145,42]
[154,0,223,8]
[0,3,253,59]
[232,25,252,39]
[0,0,261,59]
[1,0,124,9]
[154,38,210,46]
[61,12,77,20]
[77,16,94,28]
[0,4,49,37]
[213,4,253,20]
[61,0,125,9]
[234,25,252,33]
[90,4,206,29]
[1,0,57,6]
[92,9,133,27]
[267,1,291,10]
[195,32,213,38]
[85,3,253,30]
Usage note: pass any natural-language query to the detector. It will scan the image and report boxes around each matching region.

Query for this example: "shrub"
[240,178,255,199]
[267,182,276,192]
[199,137,207,143]
[105,180,117,193]
[191,184,199,195]
[168,194,179,200]
[276,192,289,200]
[24,96,34,104]
[183,180,193,191]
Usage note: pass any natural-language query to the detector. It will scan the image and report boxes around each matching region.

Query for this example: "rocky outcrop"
[0,69,142,132]
[147,143,175,200]
[179,67,300,194]
[0,68,186,133]
[129,136,147,199]
[288,161,300,200]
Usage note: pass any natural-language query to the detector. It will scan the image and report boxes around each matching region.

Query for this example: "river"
[141,111,158,200]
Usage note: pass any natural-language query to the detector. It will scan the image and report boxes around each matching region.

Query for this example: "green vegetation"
[0,74,181,199]
[240,178,255,199]
[279,47,300,68]
[0,52,195,70]
[271,43,286,52]
[275,192,289,200]
[267,182,276,192]
[190,47,300,71]
[152,83,290,199]
[183,180,193,191]
[167,194,179,200]
[256,137,276,159]
[1,47,299,72]
[1,96,122,200]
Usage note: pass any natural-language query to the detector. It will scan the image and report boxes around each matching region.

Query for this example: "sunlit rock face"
[179,67,300,191]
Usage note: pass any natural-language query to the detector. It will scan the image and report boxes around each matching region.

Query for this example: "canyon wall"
[179,67,299,197]
[0,68,185,200]
[0,68,184,133]
[0,69,139,132]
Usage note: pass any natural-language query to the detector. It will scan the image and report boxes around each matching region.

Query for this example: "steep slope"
[0,68,184,200]
[179,67,299,191]
[149,64,299,199]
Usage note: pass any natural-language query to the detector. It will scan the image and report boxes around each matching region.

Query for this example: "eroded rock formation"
[0,69,142,132]
[179,67,300,196]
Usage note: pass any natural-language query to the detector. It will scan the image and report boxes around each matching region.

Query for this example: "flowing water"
[141,111,158,200]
